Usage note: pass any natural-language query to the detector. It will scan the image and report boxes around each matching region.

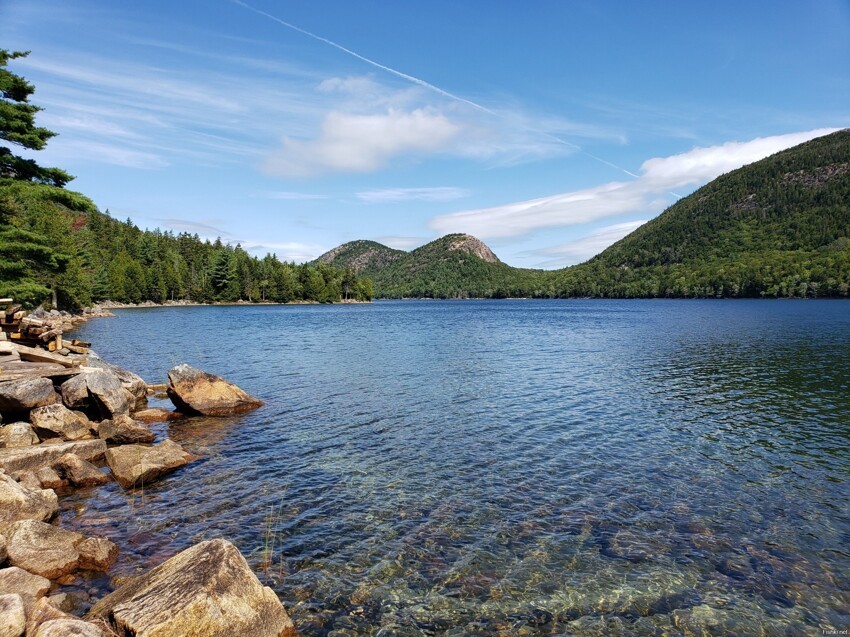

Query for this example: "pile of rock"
[0,346,284,636]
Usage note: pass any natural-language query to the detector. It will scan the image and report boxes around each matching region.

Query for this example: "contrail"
[231,0,643,182]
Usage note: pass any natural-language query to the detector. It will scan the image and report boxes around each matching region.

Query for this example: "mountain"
[315,240,406,279]
[551,128,850,297]
[322,129,850,299]
[317,233,548,298]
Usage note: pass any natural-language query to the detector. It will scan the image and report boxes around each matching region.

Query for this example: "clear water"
[64,300,849,636]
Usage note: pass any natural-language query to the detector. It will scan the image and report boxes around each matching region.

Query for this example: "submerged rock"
[0,378,58,415]
[132,408,181,424]
[105,439,198,489]
[166,364,263,416]
[0,472,58,525]
[88,538,297,637]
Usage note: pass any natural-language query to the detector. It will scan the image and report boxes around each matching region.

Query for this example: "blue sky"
[2,0,848,266]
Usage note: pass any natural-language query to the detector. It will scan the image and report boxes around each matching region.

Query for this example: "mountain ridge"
[320,129,850,298]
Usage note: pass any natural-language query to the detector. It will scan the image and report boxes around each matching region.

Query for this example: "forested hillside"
[0,50,371,309]
[550,129,850,297]
[0,179,373,308]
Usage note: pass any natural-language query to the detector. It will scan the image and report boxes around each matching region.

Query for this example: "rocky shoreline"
[0,311,298,636]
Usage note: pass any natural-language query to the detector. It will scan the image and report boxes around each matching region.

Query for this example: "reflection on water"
[64,300,850,635]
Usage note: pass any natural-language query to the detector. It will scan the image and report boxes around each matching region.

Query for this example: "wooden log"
[11,343,80,368]
[20,316,44,327]
[0,361,81,381]
[0,298,13,305]
[70,339,91,348]
[39,328,62,341]
[5,304,22,317]
[64,343,89,355]
[12,310,26,320]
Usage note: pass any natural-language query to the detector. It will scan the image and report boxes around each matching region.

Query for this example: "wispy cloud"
[258,191,328,201]
[356,187,470,203]
[527,220,648,268]
[240,240,327,262]
[264,108,461,177]
[430,128,840,239]
[374,236,429,250]
[156,219,231,236]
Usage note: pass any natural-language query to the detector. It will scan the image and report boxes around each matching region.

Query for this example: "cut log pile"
[0,299,88,381]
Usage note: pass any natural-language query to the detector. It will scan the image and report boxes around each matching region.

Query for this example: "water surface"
[66,300,850,635]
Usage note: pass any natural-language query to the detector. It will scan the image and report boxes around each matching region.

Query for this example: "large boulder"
[52,454,110,488]
[0,593,25,637]
[84,353,148,411]
[59,375,89,411]
[0,440,106,476]
[4,520,84,580]
[29,404,93,441]
[0,378,58,415]
[166,364,263,416]
[0,472,58,525]
[105,440,198,489]
[98,415,154,445]
[81,370,130,419]
[88,539,297,637]
[0,423,39,448]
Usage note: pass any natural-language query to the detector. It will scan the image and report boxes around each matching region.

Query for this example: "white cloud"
[241,241,327,262]
[528,220,648,268]
[374,236,428,250]
[430,128,840,238]
[263,108,461,177]
[356,187,470,203]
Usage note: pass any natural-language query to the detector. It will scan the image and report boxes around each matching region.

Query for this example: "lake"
[66,299,849,636]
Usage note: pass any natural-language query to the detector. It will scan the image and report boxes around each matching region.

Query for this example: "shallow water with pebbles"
[61,300,849,635]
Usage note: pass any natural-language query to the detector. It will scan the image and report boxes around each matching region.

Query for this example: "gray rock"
[0,593,25,637]
[59,375,89,411]
[82,370,130,419]
[88,539,297,637]
[0,378,58,414]
[5,519,84,580]
[0,423,39,449]
[0,440,106,475]
[97,416,154,445]
[84,353,147,411]
[30,404,93,441]
[105,440,198,489]
[52,454,109,487]
[166,364,263,416]
[0,472,58,525]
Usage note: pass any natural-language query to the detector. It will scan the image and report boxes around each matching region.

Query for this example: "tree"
[0,50,73,187]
